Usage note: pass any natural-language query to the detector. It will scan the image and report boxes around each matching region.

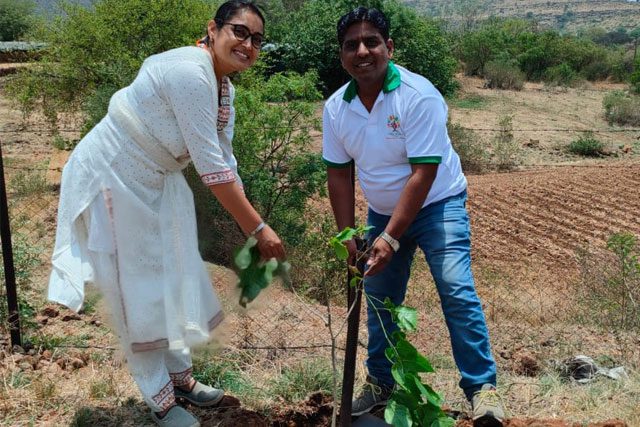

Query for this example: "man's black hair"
[336,6,389,46]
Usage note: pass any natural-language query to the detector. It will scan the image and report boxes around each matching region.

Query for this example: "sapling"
[331,227,455,427]
[233,237,291,307]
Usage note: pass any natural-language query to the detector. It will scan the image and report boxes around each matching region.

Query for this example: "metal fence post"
[0,140,21,348]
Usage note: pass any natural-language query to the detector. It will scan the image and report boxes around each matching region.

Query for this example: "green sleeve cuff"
[409,156,442,164]
[323,158,353,168]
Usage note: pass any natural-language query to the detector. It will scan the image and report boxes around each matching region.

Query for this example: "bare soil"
[1,68,639,426]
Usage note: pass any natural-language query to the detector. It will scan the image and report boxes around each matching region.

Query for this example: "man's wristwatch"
[378,231,400,252]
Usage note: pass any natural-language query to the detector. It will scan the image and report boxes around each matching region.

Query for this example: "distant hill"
[32,0,95,15]
[401,0,640,32]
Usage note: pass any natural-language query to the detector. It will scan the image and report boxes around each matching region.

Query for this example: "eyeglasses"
[222,23,264,50]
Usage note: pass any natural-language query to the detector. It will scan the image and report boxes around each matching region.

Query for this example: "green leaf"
[335,227,358,243]
[330,238,349,260]
[356,224,374,235]
[384,399,412,427]
[430,416,456,427]
[395,305,418,332]
[391,364,408,388]
[414,376,443,406]
[385,346,397,363]
[236,240,291,307]
[396,339,434,373]
[383,298,418,332]
[234,237,258,270]
[261,258,279,285]
[349,276,361,288]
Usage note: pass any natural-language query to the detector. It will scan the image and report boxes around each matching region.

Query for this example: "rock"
[62,313,81,322]
[18,361,33,371]
[11,354,25,364]
[36,315,49,325]
[22,355,36,368]
[12,345,25,355]
[41,307,59,318]
[55,358,66,370]
[69,357,86,370]
[47,362,63,374]
[37,360,50,370]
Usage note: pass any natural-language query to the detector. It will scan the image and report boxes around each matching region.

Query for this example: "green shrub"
[7,0,213,132]
[0,0,35,41]
[544,62,580,87]
[288,210,346,302]
[274,0,457,96]
[576,232,640,331]
[568,132,604,156]
[0,233,41,333]
[582,58,612,81]
[456,19,523,76]
[491,115,520,170]
[484,59,525,90]
[189,71,326,265]
[631,58,640,94]
[447,93,488,110]
[271,358,334,403]
[603,90,640,126]
[448,122,488,174]
[9,168,48,197]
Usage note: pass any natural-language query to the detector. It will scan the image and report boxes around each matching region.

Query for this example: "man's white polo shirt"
[322,62,467,216]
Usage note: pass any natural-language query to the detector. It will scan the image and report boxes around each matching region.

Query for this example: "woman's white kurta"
[48,46,239,353]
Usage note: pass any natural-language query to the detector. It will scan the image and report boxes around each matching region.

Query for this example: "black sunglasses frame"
[222,22,264,50]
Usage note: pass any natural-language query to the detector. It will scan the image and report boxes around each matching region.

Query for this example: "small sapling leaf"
[235,237,257,269]
[385,399,413,427]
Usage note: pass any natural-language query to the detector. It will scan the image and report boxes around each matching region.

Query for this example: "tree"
[272,0,457,96]
[631,27,640,63]
[0,0,35,41]
[8,0,213,131]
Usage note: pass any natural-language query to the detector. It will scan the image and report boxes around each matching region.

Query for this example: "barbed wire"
[2,126,639,134]
[466,127,640,133]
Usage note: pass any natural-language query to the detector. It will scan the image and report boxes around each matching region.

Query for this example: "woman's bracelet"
[249,221,266,237]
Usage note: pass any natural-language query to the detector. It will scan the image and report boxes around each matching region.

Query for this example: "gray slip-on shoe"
[150,406,200,427]
[175,381,224,407]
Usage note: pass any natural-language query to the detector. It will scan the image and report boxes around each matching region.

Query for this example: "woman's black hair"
[213,0,265,28]
[337,7,389,46]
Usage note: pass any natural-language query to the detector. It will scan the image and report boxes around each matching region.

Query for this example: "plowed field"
[468,163,640,273]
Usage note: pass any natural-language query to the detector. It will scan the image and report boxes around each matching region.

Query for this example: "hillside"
[403,0,640,31]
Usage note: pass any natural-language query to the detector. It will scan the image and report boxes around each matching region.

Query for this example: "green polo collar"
[342,61,401,103]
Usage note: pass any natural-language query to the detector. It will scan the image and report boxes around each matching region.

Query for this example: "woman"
[47,1,283,426]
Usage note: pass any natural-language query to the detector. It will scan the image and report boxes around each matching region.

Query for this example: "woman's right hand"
[255,224,286,260]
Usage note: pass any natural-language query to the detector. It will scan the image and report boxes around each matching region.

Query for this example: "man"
[322,7,505,426]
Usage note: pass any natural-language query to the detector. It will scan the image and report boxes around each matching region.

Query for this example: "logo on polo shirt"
[386,114,402,138]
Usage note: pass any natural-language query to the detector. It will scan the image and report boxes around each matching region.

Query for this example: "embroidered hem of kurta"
[201,170,236,186]
[153,381,176,411]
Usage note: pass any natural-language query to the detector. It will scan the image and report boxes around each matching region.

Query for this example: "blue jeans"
[364,190,496,400]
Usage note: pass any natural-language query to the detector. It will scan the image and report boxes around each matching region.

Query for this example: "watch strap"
[378,231,400,252]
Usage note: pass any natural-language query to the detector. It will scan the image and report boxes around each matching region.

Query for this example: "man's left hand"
[365,237,395,276]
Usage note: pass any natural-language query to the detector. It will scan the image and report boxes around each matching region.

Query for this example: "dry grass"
[1,73,640,425]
